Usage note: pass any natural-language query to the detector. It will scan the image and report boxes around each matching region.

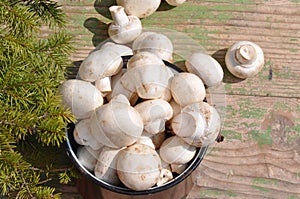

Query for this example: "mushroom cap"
[73,119,103,150]
[90,94,144,148]
[108,6,142,44]
[117,143,162,191]
[77,146,102,171]
[170,72,206,107]
[121,63,174,101]
[171,110,206,139]
[98,42,133,56]
[78,49,123,82]
[182,102,221,147]
[116,0,161,18]
[94,147,121,185]
[165,0,186,6]
[135,99,173,135]
[185,52,224,87]
[132,32,173,62]
[127,51,165,70]
[159,136,197,165]
[60,79,103,119]
[225,41,264,79]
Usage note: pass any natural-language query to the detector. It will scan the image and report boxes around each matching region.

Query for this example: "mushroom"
[171,110,207,142]
[121,61,174,101]
[132,32,174,62]
[108,6,142,44]
[78,48,123,82]
[127,51,165,70]
[59,79,103,119]
[170,163,187,174]
[142,131,166,150]
[73,118,103,150]
[108,69,139,105]
[165,0,186,6]
[170,72,206,108]
[96,42,133,56]
[182,102,221,147]
[77,146,103,171]
[156,168,173,186]
[134,99,173,135]
[159,136,197,165]
[135,136,156,149]
[225,41,264,79]
[94,146,121,185]
[90,94,144,148]
[117,143,162,191]
[95,76,112,96]
[116,0,161,18]
[185,52,224,87]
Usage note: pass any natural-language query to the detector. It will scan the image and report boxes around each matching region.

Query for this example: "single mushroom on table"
[225,40,264,79]
[108,5,142,44]
[165,0,186,6]
[116,0,161,18]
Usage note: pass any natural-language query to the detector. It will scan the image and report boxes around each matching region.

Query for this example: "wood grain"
[56,0,300,198]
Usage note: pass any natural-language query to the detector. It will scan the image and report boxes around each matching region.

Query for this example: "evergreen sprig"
[0,0,75,198]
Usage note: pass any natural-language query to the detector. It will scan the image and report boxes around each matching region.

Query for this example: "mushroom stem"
[110,6,129,26]
[235,44,257,65]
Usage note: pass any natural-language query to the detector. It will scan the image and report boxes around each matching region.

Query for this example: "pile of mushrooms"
[60,0,264,192]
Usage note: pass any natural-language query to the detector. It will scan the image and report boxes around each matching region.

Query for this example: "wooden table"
[57,0,300,198]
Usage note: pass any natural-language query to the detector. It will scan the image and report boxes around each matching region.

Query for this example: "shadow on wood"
[84,17,109,47]
[94,0,116,20]
[212,48,245,84]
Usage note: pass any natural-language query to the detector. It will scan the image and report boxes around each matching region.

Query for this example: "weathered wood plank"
[56,0,300,198]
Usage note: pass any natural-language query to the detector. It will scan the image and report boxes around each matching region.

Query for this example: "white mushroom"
[159,136,196,165]
[185,52,224,87]
[117,143,162,191]
[170,163,187,174]
[134,99,173,135]
[165,0,186,6]
[90,94,144,148]
[95,76,112,96]
[225,41,264,79]
[121,62,174,101]
[127,51,165,70]
[77,146,102,171]
[156,168,173,186]
[78,49,123,82]
[97,42,133,56]
[108,69,139,105]
[73,119,103,150]
[59,79,103,119]
[170,72,206,108]
[116,0,161,18]
[171,110,206,141]
[132,32,174,62]
[94,146,121,185]
[182,102,221,147]
[108,6,142,44]
[135,136,156,149]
